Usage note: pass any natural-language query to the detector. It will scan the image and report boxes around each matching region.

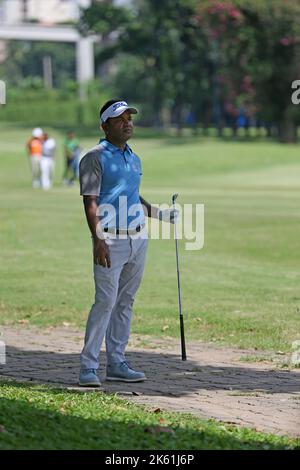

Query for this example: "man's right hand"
[93,238,111,268]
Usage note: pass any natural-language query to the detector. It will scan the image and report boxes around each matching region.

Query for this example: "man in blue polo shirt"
[78,99,178,387]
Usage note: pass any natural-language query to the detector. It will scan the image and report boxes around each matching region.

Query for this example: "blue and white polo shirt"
[79,139,145,230]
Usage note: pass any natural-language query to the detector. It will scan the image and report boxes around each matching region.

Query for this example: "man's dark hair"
[100,99,124,120]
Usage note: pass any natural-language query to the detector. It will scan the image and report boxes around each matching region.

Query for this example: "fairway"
[1,125,300,352]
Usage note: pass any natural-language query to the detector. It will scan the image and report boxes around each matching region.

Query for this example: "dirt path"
[0,325,299,437]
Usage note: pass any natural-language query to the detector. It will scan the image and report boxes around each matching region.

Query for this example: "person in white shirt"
[41,132,56,190]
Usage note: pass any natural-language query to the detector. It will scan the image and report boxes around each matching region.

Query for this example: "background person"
[63,131,80,186]
[26,127,43,188]
[41,132,56,190]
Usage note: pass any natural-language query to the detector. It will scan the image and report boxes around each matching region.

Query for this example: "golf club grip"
[180,315,187,361]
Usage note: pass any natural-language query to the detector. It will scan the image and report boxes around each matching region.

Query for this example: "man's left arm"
[140,196,178,224]
[140,196,160,219]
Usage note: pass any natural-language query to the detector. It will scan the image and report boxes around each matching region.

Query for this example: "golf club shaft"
[173,199,187,361]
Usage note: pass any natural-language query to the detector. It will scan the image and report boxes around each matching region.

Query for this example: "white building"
[0,0,92,25]
[0,0,131,85]
[0,1,132,25]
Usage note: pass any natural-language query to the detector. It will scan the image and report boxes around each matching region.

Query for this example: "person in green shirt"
[63,131,80,186]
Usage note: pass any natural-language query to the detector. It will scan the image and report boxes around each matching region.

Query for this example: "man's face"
[103,110,134,142]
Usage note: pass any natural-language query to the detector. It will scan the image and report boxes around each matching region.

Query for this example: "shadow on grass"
[0,381,294,450]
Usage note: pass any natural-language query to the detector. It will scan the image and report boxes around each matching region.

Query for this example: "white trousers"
[41,157,55,190]
[80,233,148,369]
[30,156,41,188]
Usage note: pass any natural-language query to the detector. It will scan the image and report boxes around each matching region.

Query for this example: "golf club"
[172,193,187,361]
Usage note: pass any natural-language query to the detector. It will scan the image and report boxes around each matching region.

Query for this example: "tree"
[79,0,209,130]
[195,0,300,142]
[0,41,76,89]
[239,0,300,142]
[79,0,300,140]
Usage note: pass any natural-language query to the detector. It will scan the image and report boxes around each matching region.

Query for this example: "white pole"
[76,36,95,102]
[43,55,53,89]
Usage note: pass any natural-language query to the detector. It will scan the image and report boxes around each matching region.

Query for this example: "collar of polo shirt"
[99,138,133,154]
[100,101,138,123]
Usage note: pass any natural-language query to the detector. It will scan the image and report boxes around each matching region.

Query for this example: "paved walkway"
[0,325,300,437]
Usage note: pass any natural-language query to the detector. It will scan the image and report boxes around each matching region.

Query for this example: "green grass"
[1,125,300,352]
[1,125,300,449]
[0,380,298,450]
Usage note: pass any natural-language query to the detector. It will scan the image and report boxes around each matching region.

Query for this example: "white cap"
[100,101,138,123]
[32,127,43,138]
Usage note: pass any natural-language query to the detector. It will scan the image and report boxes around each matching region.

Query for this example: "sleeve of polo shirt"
[79,148,102,196]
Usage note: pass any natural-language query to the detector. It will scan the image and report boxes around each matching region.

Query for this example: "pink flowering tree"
[195,0,300,142]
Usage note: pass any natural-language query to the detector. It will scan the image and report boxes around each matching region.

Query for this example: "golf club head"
[172,193,178,205]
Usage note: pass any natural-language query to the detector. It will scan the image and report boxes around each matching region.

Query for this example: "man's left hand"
[158,209,179,224]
